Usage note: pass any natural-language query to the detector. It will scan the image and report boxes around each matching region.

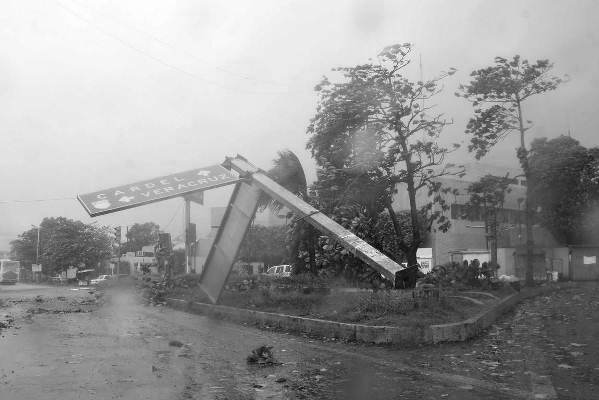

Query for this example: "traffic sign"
[78,164,239,217]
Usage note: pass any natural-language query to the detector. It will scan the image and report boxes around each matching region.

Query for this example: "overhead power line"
[0,197,76,204]
[164,202,183,231]
[52,0,289,95]
[67,0,287,87]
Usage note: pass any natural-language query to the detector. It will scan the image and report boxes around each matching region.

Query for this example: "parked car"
[90,275,112,285]
[266,265,292,277]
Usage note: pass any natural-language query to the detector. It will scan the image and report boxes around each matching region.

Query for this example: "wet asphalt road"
[0,282,525,400]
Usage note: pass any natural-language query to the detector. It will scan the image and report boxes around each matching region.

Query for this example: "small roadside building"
[569,245,599,281]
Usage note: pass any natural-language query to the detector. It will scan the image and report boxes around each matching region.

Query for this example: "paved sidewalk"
[398,282,599,400]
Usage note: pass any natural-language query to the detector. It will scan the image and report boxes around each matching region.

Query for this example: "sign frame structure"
[199,181,262,303]
[199,155,404,303]
[78,164,239,217]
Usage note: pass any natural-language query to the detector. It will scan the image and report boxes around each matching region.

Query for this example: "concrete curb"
[164,283,572,345]
[429,292,521,343]
[165,298,428,344]
[429,283,575,343]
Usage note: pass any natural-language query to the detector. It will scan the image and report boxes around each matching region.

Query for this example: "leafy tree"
[457,55,564,285]
[307,43,462,266]
[172,248,186,276]
[9,228,38,266]
[121,222,160,253]
[528,135,599,244]
[238,225,287,266]
[10,217,113,276]
[465,174,513,267]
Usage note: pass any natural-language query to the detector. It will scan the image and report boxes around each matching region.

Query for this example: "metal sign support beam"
[199,155,403,303]
[224,156,403,282]
[199,181,262,303]
[184,198,191,274]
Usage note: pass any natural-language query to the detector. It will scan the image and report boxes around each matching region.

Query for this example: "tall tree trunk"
[516,95,535,286]
[386,203,409,261]
[490,209,498,267]
[406,245,418,267]
[524,191,534,284]
[307,225,317,274]
[405,162,421,267]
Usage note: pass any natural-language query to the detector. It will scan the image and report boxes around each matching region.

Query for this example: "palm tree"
[260,150,316,274]
[260,150,308,209]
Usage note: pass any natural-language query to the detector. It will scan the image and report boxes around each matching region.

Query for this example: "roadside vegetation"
[141,265,516,331]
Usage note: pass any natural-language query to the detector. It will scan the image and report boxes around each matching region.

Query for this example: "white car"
[266,265,292,277]
[90,275,112,285]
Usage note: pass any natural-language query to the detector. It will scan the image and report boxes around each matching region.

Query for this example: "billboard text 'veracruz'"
[78,164,238,217]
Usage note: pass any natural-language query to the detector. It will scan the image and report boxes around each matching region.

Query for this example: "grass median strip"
[141,273,515,343]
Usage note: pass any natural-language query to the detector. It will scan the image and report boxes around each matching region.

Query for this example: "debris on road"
[168,339,184,348]
[247,345,281,366]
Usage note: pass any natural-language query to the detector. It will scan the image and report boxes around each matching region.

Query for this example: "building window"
[451,203,483,221]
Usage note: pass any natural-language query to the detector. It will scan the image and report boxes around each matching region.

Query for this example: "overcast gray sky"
[1,0,598,250]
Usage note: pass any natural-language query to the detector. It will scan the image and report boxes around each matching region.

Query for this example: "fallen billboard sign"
[78,164,238,217]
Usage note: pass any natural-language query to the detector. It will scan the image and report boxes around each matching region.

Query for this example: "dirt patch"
[26,307,93,315]
[0,285,101,330]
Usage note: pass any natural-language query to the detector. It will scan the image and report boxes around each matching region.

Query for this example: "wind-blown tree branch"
[528,136,599,244]
[307,43,462,266]
[465,175,513,268]
[457,55,564,285]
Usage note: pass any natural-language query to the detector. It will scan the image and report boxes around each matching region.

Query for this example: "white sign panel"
[67,267,77,279]
[583,256,597,265]
[78,164,238,217]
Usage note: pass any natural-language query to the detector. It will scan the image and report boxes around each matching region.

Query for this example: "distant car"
[266,265,292,277]
[90,275,112,285]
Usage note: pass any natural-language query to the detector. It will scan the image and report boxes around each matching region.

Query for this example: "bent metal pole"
[198,155,403,303]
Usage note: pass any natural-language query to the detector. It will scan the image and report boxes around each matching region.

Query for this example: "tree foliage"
[465,174,513,266]
[307,43,462,265]
[458,54,564,285]
[528,135,599,244]
[10,217,113,276]
[457,55,563,163]
[238,225,288,266]
[466,175,513,213]
[261,150,319,274]
[121,222,160,253]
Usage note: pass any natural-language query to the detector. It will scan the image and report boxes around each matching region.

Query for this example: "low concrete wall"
[165,283,571,345]
[165,298,417,344]
[429,283,576,343]
[430,292,521,343]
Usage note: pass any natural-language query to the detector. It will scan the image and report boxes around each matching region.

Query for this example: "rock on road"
[0,281,555,400]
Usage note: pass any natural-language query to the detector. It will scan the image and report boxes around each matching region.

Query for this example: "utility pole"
[184,192,202,274]
[36,226,40,264]
[115,226,121,278]
[34,225,41,282]
[184,198,191,274]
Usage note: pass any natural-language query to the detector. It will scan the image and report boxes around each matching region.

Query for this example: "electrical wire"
[66,0,287,87]
[52,0,289,95]
[163,202,183,231]
[0,197,76,204]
